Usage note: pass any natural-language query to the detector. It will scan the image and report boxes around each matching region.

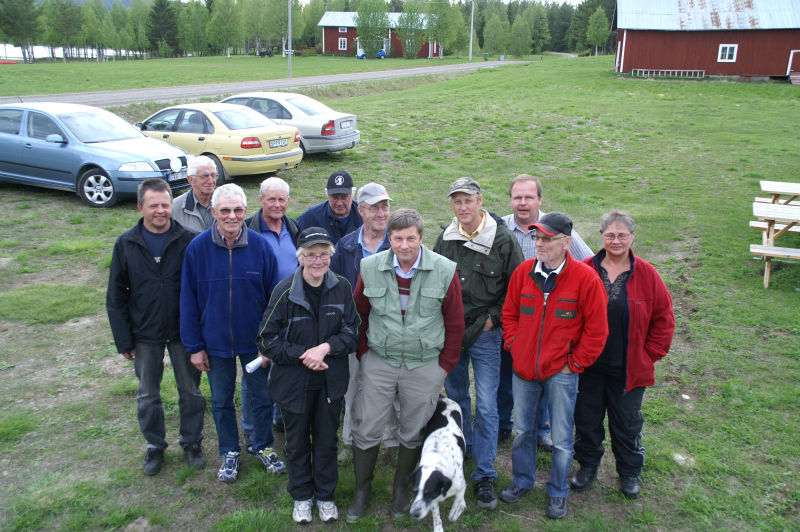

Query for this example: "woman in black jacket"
[255,227,359,524]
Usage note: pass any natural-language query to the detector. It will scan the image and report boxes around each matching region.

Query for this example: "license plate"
[269,138,288,148]
[168,170,187,182]
[340,120,352,129]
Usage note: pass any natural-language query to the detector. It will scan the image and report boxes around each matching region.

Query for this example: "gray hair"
[211,183,247,208]
[600,210,635,234]
[187,155,215,176]
[260,177,290,197]
[387,208,424,237]
[296,243,335,262]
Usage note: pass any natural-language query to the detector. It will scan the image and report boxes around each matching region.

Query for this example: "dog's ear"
[407,467,422,491]
[429,470,452,497]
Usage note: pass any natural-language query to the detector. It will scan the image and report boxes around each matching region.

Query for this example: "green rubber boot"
[392,445,422,519]
[346,445,380,523]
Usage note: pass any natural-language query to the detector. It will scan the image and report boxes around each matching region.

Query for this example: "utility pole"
[469,0,474,62]
[288,0,293,78]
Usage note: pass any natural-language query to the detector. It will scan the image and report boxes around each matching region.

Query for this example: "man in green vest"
[346,208,465,523]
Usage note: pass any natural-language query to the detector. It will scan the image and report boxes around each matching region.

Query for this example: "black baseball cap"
[297,227,333,248]
[531,212,573,236]
[326,170,354,195]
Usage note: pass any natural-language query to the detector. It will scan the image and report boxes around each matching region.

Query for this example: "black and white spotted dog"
[408,396,467,532]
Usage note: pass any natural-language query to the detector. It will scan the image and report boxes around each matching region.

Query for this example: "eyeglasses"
[364,203,389,214]
[217,207,245,216]
[303,252,331,262]
[534,234,568,243]
[194,173,218,180]
[602,233,632,242]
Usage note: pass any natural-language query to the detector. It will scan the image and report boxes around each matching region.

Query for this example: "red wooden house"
[614,0,800,81]
[317,11,441,59]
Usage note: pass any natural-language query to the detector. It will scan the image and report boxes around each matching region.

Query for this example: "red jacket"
[502,252,608,381]
[585,250,675,392]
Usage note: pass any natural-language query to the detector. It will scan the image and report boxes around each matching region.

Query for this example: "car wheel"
[77,168,117,208]
[206,154,228,186]
[299,140,307,156]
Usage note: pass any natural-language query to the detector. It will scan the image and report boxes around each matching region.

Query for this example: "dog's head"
[407,466,453,519]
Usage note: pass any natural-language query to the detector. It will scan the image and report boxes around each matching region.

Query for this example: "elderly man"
[347,209,464,523]
[172,155,217,234]
[330,182,396,454]
[499,212,608,519]
[180,183,285,483]
[107,178,206,476]
[296,170,363,244]
[433,177,523,511]
[497,174,594,449]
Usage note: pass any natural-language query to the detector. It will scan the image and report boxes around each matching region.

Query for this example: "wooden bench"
[750,220,800,244]
[750,244,800,288]
[754,197,800,206]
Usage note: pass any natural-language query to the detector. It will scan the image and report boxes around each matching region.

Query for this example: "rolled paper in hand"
[246,357,262,373]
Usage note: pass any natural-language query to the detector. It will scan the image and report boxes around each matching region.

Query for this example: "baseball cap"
[448,177,481,197]
[531,212,573,236]
[326,170,354,195]
[297,227,333,248]
[357,183,392,205]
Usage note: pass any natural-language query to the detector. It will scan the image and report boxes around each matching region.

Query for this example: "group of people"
[106,162,675,524]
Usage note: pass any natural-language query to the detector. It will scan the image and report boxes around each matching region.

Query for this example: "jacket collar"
[376,244,434,272]
[210,221,248,249]
[590,248,638,276]
[441,209,497,256]
[287,267,339,308]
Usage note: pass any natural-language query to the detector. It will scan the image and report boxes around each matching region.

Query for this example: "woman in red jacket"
[570,211,675,500]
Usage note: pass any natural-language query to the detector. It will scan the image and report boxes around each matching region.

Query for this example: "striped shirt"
[502,211,594,261]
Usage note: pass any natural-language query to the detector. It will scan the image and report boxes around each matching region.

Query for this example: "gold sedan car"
[137,102,302,184]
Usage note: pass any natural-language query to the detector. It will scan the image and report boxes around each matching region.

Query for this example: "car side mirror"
[45,134,66,144]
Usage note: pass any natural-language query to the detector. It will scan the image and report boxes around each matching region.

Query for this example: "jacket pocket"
[363,285,388,315]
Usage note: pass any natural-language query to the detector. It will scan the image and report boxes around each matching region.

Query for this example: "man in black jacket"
[106,178,206,476]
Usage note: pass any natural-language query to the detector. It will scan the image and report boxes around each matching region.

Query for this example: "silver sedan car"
[221,92,360,155]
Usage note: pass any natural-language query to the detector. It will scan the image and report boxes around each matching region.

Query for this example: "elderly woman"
[256,227,359,524]
[570,211,675,499]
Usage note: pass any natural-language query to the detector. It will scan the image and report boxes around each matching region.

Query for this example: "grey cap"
[448,177,481,196]
[357,182,392,205]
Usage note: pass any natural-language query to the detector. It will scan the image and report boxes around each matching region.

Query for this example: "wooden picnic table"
[760,180,800,205]
[751,201,800,287]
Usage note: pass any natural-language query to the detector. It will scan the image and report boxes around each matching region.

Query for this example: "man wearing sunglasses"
[180,183,285,484]
[498,212,608,519]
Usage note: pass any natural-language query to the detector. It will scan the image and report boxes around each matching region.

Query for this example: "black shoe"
[273,420,285,433]
[569,465,598,492]
[546,496,567,519]
[499,483,529,504]
[498,428,512,443]
[620,476,640,499]
[475,478,498,511]
[537,434,554,452]
[185,445,206,469]
[143,448,164,476]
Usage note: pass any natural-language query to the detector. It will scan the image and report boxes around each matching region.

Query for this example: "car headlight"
[118,161,154,172]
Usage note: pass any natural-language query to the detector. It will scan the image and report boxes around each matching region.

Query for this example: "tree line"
[0,0,617,63]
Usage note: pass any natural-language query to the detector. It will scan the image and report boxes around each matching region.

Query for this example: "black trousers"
[283,389,343,501]
[573,368,646,478]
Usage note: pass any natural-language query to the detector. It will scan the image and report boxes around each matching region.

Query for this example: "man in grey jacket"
[172,156,217,234]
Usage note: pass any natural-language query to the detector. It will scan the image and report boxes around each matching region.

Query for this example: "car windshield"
[213,108,274,130]
[286,97,332,117]
[58,110,143,143]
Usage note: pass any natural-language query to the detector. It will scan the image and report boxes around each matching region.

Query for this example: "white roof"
[317,11,428,29]
[617,0,800,31]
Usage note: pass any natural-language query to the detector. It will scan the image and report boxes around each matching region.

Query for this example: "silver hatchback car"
[0,103,188,207]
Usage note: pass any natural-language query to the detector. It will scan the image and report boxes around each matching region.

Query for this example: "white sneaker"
[316,499,338,522]
[293,499,313,523]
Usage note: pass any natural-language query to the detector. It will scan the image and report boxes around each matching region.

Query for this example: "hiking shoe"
[570,465,598,492]
[292,499,313,523]
[257,447,286,474]
[185,445,206,469]
[537,434,554,452]
[499,483,529,504]
[217,451,240,483]
[475,478,498,511]
[621,476,640,499]
[317,499,338,522]
[142,448,164,476]
[546,496,567,519]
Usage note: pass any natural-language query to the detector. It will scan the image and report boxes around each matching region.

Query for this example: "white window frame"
[718,44,738,62]
[338,27,347,33]
[338,38,347,51]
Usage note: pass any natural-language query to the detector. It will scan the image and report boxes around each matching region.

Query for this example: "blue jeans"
[207,354,274,455]
[445,328,501,480]
[134,341,205,450]
[241,366,278,438]
[498,348,551,435]
[511,371,578,497]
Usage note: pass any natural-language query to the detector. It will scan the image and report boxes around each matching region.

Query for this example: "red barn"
[318,11,441,59]
[614,0,800,81]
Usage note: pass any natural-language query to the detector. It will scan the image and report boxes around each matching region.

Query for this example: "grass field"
[0,54,799,531]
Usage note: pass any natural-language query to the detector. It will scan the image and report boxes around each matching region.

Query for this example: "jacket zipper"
[535,295,547,381]
[229,248,234,356]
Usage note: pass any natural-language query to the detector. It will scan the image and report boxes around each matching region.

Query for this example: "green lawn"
[0,55,798,531]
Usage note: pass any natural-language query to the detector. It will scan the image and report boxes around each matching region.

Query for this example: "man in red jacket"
[498,212,608,519]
